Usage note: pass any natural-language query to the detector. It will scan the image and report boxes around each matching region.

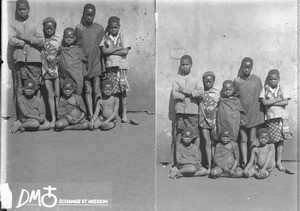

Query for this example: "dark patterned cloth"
[266,118,284,143]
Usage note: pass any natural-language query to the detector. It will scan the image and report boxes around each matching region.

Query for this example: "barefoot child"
[234,57,265,167]
[55,78,89,131]
[41,17,61,127]
[172,55,203,165]
[89,80,119,131]
[210,126,243,179]
[244,128,275,179]
[260,69,292,171]
[216,80,244,143]
[9,0,44,96]
[169,128,208,179]
[199,71,220,172]
[76,3,105,118]
[10,79,51,133]
[59,27,87,95]
[100,16,131,123]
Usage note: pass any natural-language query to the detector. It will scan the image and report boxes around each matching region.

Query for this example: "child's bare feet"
[10,120,21,134]
[168,167,178,179]
[277,162,285,171]
[206,169,211,175]
[50,121,55,128]
[121,116,128,123]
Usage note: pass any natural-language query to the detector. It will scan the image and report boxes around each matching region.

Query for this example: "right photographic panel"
[156,0,297,210]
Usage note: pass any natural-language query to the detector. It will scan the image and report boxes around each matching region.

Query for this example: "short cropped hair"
[180,55,193,65]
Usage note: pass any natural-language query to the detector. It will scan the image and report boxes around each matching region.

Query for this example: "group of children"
[9,0,131,133]
[169,55,293,179]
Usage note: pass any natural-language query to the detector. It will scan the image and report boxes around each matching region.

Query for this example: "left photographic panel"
[1,0,156,210]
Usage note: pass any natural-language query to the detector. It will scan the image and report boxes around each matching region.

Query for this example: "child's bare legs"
[202,128,212,171]
[93,117,116,131]
[121,91,127,122]
[84,80,93,119]
[54,78,60,118]
[276,140,285,171]
[16,70,23,97]
[11,119,51,133]
[93,76,101,103]
[172,164,206,179]
[254,169,270,179]
[230,167,243,178]
[45,79,56,127]
[244,165,257,178]
[55,117,89,131]
[240,127,257,167]
[210,166,223,179]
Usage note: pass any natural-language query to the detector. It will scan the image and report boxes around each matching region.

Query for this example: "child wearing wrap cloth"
[55,78,89,131]
[216,80,245,143]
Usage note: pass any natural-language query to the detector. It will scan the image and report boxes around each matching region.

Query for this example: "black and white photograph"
[1,0,298,210]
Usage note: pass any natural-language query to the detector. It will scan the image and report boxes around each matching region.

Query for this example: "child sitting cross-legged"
[210,126,243,179]
[89,80,119,131]
[55,78,89,131]
[243,128,275,179]
[169,128,208,179]
[10,79,51,133]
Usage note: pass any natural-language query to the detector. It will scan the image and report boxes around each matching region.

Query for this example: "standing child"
[89,80,119,131]
[199,71,220,172]
[210,126,243,179]
[260,69,292,171]
[9,0,44,96]
[244,128,275,179]
[216,80,244,143]
[41,17,61,127]
[10,79,51,133]
[100,16,131,123]
[172,55,203,165]
[169,128,208,179]
[234,57,265,167]
[55,78,89,131]
[76,3,105,119]
[59,27,87,95]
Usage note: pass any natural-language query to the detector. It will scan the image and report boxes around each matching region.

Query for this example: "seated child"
[55,78,89,131]
[243,128,275,179]
[210,126,243,179]
[89,80,119,131]
[10,79,51,133]
[169,128,208,179]
[216,80,244,142]
[59,27,87,95]
[260,69,292,171]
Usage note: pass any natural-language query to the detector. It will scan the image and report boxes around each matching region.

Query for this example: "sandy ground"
[156,162,297,211]
[3,112,155,211]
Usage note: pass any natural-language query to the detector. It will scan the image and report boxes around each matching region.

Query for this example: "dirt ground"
[156,161,297,211]
[3,112,155,211]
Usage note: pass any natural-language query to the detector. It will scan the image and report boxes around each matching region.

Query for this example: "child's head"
[181,128,193,145]
[239,57,253,78]
[267,69,280,88]
[82,3,96,26]
[62,78,74,97]
[180,55,193,75]
[220,126,232,144]
[16,0,30,21]
[23,79,36,96]
[101,80,113,97]
[108,16,120,37]
[257,128,270,146]
[222,80,234,98]
[63,27,76,47]
[43,17,57,38]
[202,71,215,90]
